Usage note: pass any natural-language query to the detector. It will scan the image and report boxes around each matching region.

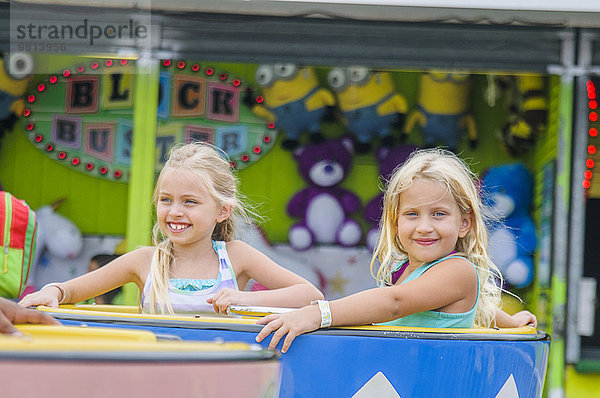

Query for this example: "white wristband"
[41,283,66,304]
[317,300,331,328]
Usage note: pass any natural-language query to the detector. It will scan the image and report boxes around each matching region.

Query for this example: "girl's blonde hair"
[370,148,502,327]
[147,142,252,314]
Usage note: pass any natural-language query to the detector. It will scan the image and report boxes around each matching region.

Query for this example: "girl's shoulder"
[436,255,474,267]
[124,245,155,257]
[119,246,154,269]
[223,239,254,256]
[430,256,478,279]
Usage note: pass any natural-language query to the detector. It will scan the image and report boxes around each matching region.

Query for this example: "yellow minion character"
[0,52,33,140]
[500,75,547,156]
[246,63,335,150]
[328,67,407,153]
[404,72,477,152]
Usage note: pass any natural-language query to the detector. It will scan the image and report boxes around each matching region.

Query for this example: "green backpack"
[0,192,37,299]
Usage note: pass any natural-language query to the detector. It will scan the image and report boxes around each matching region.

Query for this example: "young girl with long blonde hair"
[256,148,535,352]
[20,143,323,314]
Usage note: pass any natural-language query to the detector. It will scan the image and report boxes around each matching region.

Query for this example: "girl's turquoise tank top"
[378,255,479,328]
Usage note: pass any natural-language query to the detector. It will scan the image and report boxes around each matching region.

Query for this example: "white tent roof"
[8,0,600,27]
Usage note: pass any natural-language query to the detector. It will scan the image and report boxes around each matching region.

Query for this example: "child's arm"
[256,257,476,352]
[494,308,537,328]
[208,240,323,313]
[18,247,152,308]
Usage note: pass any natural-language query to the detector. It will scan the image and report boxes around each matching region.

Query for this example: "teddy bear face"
[307,160,345,187]
[293,137,354,188]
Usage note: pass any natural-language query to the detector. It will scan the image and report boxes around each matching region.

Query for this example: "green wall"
[0,126,128,235]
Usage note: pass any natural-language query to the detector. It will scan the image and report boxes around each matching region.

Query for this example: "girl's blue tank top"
[378,255,479,328]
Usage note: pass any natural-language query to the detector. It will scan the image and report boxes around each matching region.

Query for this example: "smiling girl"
[256,148,536,352]
[19,143,323,314]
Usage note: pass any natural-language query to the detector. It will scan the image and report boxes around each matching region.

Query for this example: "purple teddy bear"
[364,144,418,251]
[287,137,362,251]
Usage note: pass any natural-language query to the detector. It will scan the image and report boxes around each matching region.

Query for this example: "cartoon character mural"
[327,67,407,153]
[245,63,335,150]
[498,75,547,157]
[404,72,477,152]
[0,52,33,146]
[482,164,537,289]
[287,137,362,251]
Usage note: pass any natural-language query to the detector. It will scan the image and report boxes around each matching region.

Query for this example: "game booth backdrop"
[0,53,556,315]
